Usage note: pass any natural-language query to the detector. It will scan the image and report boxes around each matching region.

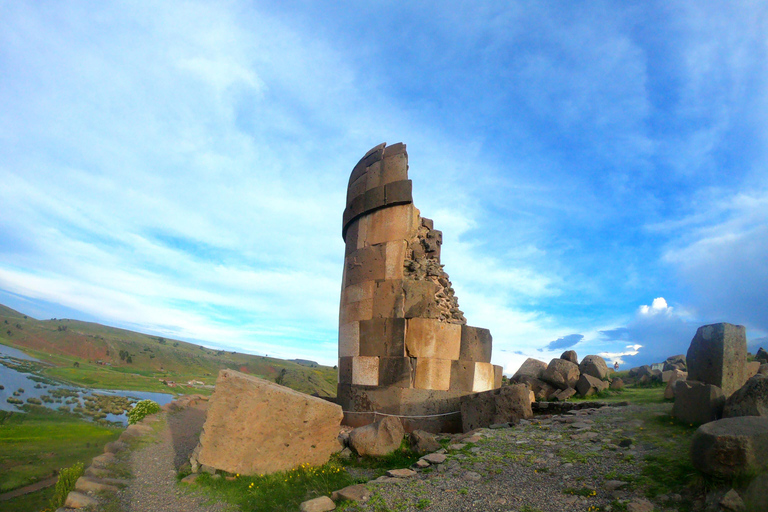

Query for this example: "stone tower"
[337,142,502,432]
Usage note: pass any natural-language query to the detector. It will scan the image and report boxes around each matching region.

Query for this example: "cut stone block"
[723,374,768,418]
[460,384,533,432]
[363,160,383,191]
[194,370,343,475]
[378,357,414,388]
[493,365,503,388]
[339,356,380,386]
[371,280,405,318]
[687,322,748,398]
[459,325,492,363]
[341,281,375,306]
[450,361,496,393]
[413,358,452,390]
[359,318,406,357]
[691,416,768,477]
[405,318,461,360]
[338,322,360,358]
[403,280,440,319]
[381,152,408,186]
[344,245,387,286]
[384,240,407,280]
[672,380,725,424]
[366,204,414,245]
[339,298,373,325]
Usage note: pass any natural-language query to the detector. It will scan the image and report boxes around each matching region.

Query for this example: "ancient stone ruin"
[337,142,502,432]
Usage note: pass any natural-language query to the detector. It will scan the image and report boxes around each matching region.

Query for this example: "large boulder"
[756,347,768,363]
[512,358,547,380]
[409,429,441,454]
[629,365,652,378]
[687,323,748,397]
[690,416,768,477]
[746,361,761,379]
[192,370,343,475]
[672,380,725,425]
[579,355,610,381]
[349,416,404,456]
[723,374,768,418]
[576,374,608,397]
[460,383,532,432]
[744,473,768,512]
[560,350,578,364]
[664,370,687,400]
[663,354,687,372]
[541,359,580,390]
[514,375,556,400]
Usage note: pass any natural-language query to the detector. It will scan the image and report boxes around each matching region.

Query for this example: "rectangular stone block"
[372,279,405,318]
[405,318,461,360]
[450,361,496,393]
[341,281,375,306]
[459,326,493,363]
[344,220,359,256]
[344,245,386,286]
[359,318,406,357]
[413,358,452,391]
[383,142,406,157]
[384,240,406,280]
[363,184,386,212]
[672,381,725,424]
[687,323,747,397]
[493,365,504,389]
[403,280,440,318]
[364,160,382,191]
[195,370,342,475]
[338,322,359,358]
[384,179,412,206]
[378,357,414,388]
[339,298,373,324]
[366,204,414,245]
[340,356,379,386]
[347,173,367,204]
[381,152,408,186]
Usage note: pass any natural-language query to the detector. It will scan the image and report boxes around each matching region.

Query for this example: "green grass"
[0,485,56,512]
[0,406,120,493]
[597,385,666,405]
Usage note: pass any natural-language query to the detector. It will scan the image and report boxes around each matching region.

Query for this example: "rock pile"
[511,351,612,400]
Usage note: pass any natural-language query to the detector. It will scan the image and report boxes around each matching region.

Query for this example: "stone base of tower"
[337,383,469,433]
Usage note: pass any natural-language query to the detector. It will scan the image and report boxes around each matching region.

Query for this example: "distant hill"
[0,304,337,397]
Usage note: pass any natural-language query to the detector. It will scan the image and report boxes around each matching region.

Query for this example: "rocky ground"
[345,403,685,512]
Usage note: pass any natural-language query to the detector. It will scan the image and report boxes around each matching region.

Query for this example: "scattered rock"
[422,453,447,464]
[626,497,654,512]
[663,354,687,372]
[448,443,466,451]
[542,359,580,390]
[672,380,725,424]
[723,374,768,418]
[193,370,343,475]
[690,416,768,477]
[719,488,745,512]
[755,347,768,363]
[64,491,99,509]
[560,350,578,364]
[180,474,199,484]
[349,416,405,457]
[414,459,430,468]
[462,471,482,481]
[687,322,748,397]
[664,370,687,400]
[299,495,336,512]
[409,429,440,454]
[552,387,576,401]
[460,383,533,431]
[604,480,628,491]
[576,374,608,397]
[386,468,416,478]
[74,476,118,493]
[580,355,610,381]
[609,378,624,390]
[512,358,548,380]
[331,484,371,503]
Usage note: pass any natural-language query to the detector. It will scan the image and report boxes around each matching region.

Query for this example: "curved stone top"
[342,142,413,240]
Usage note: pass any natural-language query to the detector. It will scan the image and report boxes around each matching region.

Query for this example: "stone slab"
[459,325,492,363]
[414,358,452,390]
[359,318,406,357]
[405,318,461,360]
[450,360,496,393]
[338,322,360,358]
[691,416,768,477]
[672,380,725,425]
[687,322,747,398]
[195,370,343,475]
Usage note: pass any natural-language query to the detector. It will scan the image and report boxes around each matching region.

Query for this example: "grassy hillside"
[0,304,337,397]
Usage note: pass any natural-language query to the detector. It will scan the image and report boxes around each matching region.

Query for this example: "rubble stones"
[410,429,441,454]
[723,374,768,418]
[579,355,610,381]
[576,374,609,397]
[331,484,371,503]
[193,370,343,475]
[687,322,748,397]
[690,416,768,477]
[349,416,405,456]
[672,380,725,424]
[300,496,336,512]
[663,354,687,372]
[542,359,580,390]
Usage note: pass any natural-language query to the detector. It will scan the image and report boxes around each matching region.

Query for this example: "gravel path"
[118,405,234,512]
[351,403,686,512]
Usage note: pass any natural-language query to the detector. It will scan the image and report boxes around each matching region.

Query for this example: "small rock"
[618,438,633,448]
[604,480,628,491]
[462,471,482,481]
[181,474,199,484]
[75,477,118,493]
[448,443,466,451]
[370,475,396,484]
[422,453,447,464]
[64,491,99,509]
[720,488,745,511]
[299,495,335,512]
[414,459,430,468]
[463,435,483,443]
[626,497,654,512]
[386,468,416,478]
[331,484,371,503]
[103,441,127,454]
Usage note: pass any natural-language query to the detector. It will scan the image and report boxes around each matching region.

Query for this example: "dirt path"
[0,476,57,501]
[117,405,233,512]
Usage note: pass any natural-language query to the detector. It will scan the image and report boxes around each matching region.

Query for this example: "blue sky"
[2,1,767,372]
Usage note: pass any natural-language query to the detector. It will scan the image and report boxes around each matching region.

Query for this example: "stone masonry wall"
[337,142,501,431]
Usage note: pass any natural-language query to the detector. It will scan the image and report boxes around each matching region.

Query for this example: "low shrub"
[49,462,84,509]
[127,399,160,424]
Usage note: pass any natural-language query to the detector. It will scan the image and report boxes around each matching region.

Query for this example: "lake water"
[0,343,173,425]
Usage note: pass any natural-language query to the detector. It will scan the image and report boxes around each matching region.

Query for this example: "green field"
[0,303,337,397]
[0,406,120,493]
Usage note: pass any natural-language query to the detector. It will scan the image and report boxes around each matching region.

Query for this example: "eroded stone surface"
[690,416,768,477]
[193,370,342,475]
[687,322,747,397]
